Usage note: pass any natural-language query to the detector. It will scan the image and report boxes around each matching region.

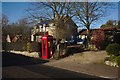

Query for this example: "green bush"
[116,56,120,67]
[23,42,33,52]
[106,43,120,56]
[104,56,116,62]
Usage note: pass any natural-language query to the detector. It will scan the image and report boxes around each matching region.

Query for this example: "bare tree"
[17,18,31,42]
[0,14,2,27]
[27,2,78,58]
[2,14,9,41]
[2,18,30,42]
[75,2,109,30]
[2,14,9,27]
[74,2,109,44]
[27,2,76,40]
[100,20,118,28]
[118,20,120,28]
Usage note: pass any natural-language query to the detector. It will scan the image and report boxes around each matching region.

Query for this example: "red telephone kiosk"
[42,34,53,59]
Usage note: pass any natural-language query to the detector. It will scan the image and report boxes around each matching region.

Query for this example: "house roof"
[79,27,120,35]
[35,19,54,27]
[35,15,78,28]
[78,29,87,35]
[98,27,117,31]
[33,32,48,36]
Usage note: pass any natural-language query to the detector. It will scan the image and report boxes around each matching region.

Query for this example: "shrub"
[23,42,33,52]
[88,44,98,51]
[106,43,120,56]
[91,30,105,50]
[31,42,41,52]
[116,56,120,67]
[104,56,116,62]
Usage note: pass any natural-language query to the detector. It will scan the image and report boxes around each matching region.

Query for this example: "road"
[2,52,111,79]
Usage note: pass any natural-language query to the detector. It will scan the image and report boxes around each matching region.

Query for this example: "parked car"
[77,38,84,45]
[65,38,81,45]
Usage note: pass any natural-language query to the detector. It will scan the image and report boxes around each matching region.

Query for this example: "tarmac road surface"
[2,52,111,80]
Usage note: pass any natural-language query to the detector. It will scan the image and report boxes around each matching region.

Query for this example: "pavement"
[43,58,119,80]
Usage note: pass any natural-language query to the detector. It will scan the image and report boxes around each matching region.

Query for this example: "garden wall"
[2,42,42,52]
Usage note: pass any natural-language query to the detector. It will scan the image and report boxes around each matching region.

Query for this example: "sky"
[2,2,30,23]
[2,0,120,2]
[2,2,119,29]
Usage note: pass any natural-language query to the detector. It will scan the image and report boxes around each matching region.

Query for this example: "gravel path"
[43,51,119,79]
[51,50,108,64]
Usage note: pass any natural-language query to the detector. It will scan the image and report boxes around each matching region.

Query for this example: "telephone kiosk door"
[42,34,53,59]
